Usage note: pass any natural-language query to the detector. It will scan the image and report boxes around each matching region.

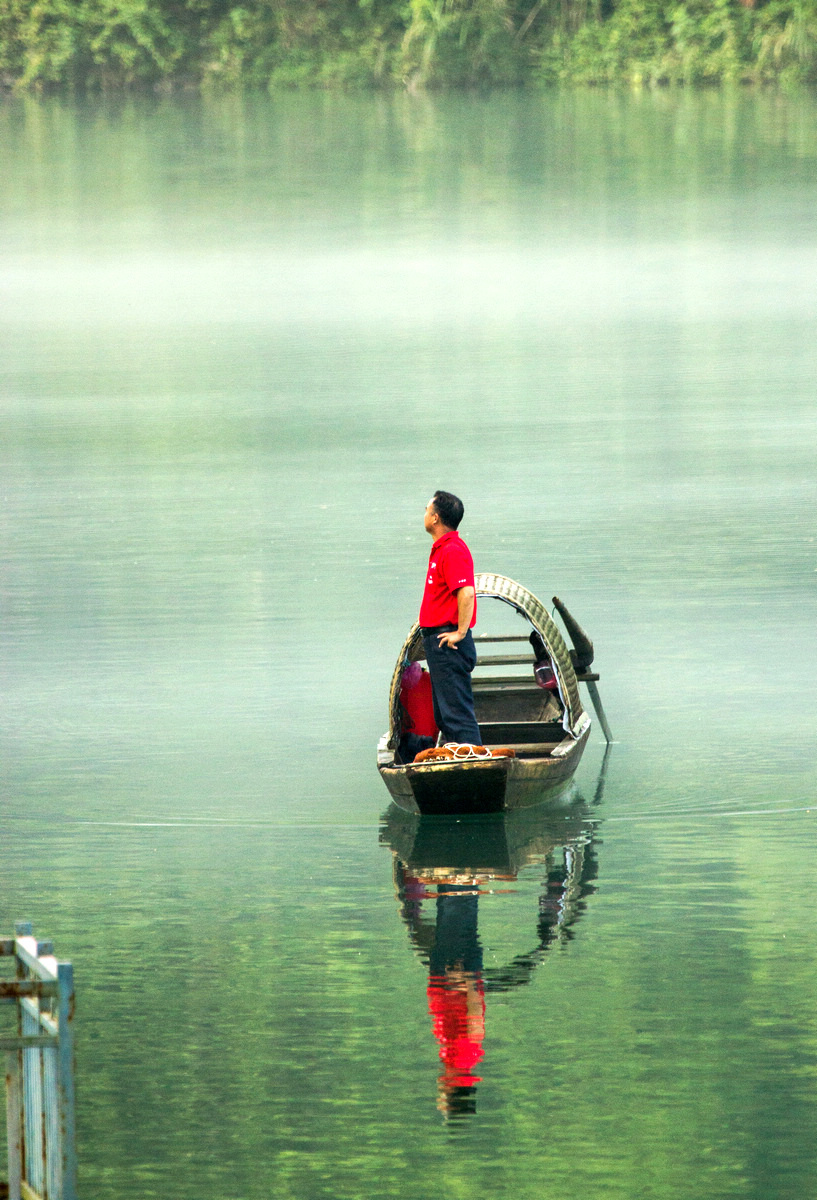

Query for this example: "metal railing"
[1,923,77,1200]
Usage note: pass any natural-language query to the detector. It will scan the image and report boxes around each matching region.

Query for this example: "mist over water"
[3,89,817,1198]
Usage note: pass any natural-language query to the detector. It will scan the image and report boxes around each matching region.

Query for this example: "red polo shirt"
[419,530,477,628]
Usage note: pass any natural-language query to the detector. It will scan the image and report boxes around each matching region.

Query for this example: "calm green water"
[2,88,817,1198]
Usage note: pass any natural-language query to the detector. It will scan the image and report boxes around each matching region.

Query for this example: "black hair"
[432,491,464,530]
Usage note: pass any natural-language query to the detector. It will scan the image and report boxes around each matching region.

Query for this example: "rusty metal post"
[5,1047,23,1200]
[12,923,28,1200]
[56,962,77,1200]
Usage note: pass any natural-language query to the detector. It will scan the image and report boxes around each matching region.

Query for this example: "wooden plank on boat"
[476,661,601,677]
[484,743,560,756]
[472,677,539,690]
[551,739,578,758]
[475,654,535,667]
[475,667,600,681]
[479,721,564,742]
[473,635,532,643]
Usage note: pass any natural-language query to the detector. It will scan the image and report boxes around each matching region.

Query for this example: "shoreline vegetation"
[1,0,816,92]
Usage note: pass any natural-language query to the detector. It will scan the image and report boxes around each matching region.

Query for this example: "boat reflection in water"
[380,765,606,1119]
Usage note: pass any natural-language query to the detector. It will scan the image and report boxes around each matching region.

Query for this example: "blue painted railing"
[1,922,77,1200]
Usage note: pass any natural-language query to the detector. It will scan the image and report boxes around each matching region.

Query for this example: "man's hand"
[437,629,465,649]
[437,586,475,649]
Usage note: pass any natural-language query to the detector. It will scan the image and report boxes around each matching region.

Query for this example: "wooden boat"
[377,574,610,815]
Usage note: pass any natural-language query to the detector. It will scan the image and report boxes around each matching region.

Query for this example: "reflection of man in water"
[426,884,486,1117]
[386,803,603,1119]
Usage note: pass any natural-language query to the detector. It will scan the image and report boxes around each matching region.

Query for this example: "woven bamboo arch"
[387,574,585,749]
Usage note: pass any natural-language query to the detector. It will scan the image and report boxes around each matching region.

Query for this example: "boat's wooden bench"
[479,720,564,744]
[472,677,539,691]
[484,743,561,757]
[473,671,600,685]
[473,635,532,642]
[476,654,543,667]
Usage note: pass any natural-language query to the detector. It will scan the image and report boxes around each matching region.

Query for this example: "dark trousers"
[421,626,482,745]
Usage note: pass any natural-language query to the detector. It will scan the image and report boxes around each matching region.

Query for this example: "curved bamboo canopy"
[387,574,585,748]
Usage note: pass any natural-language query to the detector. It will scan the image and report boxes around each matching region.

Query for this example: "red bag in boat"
[534,660,558,691]
[400,662,438,738]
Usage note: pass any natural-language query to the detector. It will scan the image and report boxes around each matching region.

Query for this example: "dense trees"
[1,0,816,89]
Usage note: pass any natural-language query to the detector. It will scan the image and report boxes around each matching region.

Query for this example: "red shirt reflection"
[427,971,486,1087]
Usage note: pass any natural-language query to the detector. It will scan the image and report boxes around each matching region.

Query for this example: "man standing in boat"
[419,491,483,747]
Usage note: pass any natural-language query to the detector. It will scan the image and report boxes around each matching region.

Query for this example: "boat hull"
[378,723,590,815]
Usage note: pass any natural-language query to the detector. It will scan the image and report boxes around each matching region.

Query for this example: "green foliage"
[399,0,525,86]
[0,0,186,87]
[200,1,404,88]
[85,0,185,83]
[541,0,732,83]
[751,0,817,83]
[0,0,80,87]
[1,0,817,89]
